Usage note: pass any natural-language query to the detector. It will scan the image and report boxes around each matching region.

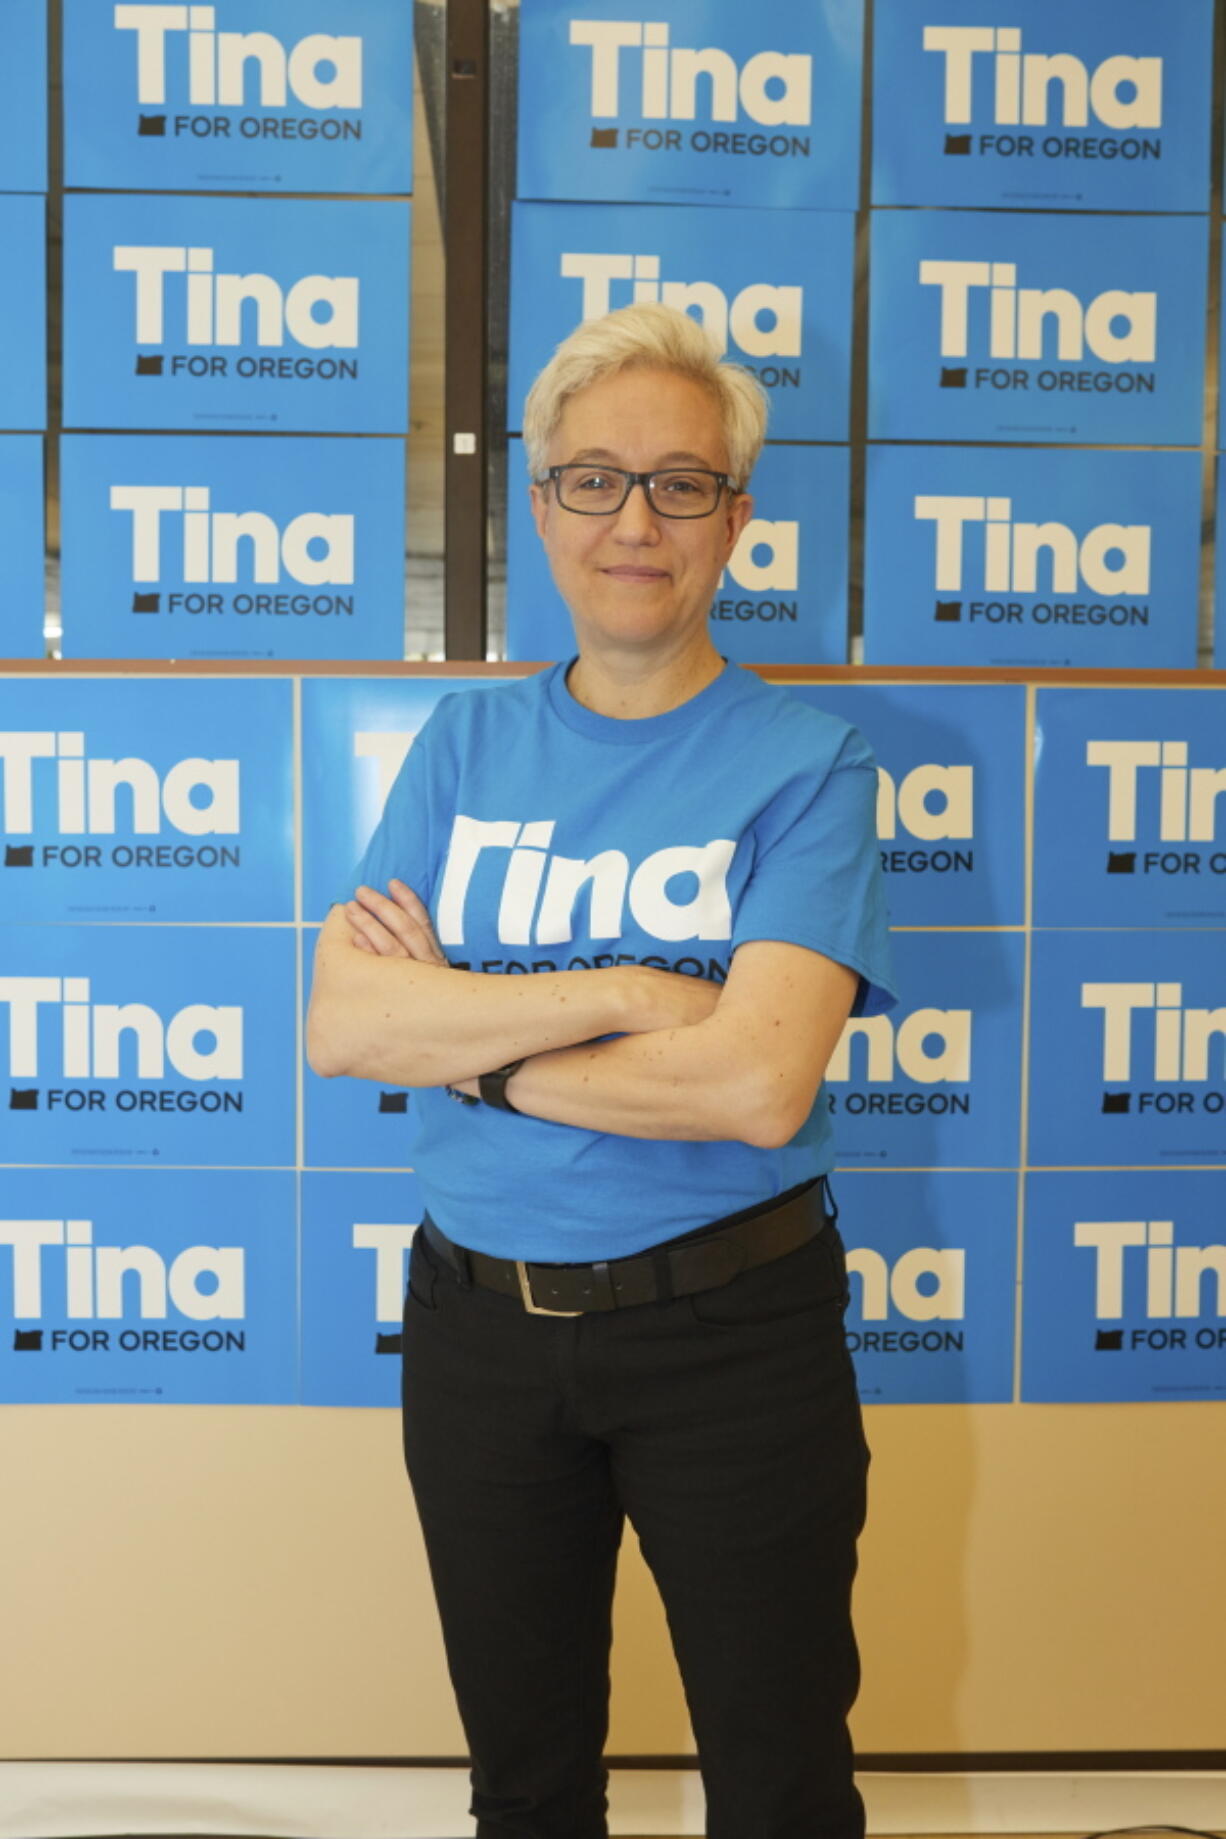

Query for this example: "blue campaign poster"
[517,0,862,210]
[1028,931,1226,1169]
[826,931,1024,1170]
[1034,686,1226,928]
[1022,1170,1226,1403]
[508,202,854,443]
[0,197,46,431]
[0,1168,297,1405]
[303,925,420,1171]
[63,0,412,195]
[0,438,45,659]
[60,434,406,662]
[791,683,1026,927]
[0,0,47,191]
[868,210,1208,447]
[63,193,410,434]
[301,1170,424,1406]
[872,0,1213,213]
[837,1170,1017,1403]
[506,439,850,666]
[0,924,296,1167]
[863,445,1202,669]
[0,676,293,922]
[300,675,509,924]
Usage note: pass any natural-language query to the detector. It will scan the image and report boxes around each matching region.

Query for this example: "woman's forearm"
[487,944,861,1148]
[492,1018,770,1147]
[306,908,717,1087]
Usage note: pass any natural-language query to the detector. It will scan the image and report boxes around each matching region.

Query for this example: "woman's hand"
[626,965,723,1031]
[344,880,449,965]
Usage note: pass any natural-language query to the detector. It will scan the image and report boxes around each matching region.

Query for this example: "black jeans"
[401,1199,869,1839]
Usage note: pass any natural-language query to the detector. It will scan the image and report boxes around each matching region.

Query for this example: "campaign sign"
[0,924,296,1166]
[63,193,410,434]
[303,925,421,1170]
[508,202,854,442]
[0,1168,297,1404]
[505,439,851,666]
[1034,687,1226,928]
[871,0,1213,213]
[516,0,862,210]
[301,1170,425,1406]
[0,197,46,431]
[0,0,47,191]
[837,1170,1017,1403]
[0,677,293,922]
[827,931,1024,1169]
[59,434,406,662]
[63,0,412,195]
[868,210,1208,446]
[1022,1171,1226,1403]
[0,438,45,659]
[790,683,1026,926]
[1028,930,1226,1168]
[863,445,1202,669]
[301,675,507,924]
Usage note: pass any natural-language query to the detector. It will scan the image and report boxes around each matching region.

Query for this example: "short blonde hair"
[522,302,768,490]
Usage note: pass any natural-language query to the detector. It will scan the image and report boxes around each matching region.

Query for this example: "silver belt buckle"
[515,1260,582,1317]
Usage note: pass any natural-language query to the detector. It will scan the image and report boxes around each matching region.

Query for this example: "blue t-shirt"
[343,658,898,1260]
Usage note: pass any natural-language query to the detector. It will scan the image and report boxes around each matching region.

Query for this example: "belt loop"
[424,1213,472,1288]
[822,1174,839,1228]
[652,1247,675,1305]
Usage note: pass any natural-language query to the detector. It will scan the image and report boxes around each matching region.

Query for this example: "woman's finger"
[352,883,424,954]
[345,898,410,957]
[388,879,449,965]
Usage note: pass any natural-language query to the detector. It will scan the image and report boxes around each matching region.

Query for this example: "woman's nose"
[612,478,661,541]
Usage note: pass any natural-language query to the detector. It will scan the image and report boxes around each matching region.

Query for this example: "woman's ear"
[724,489,755,560]
[529,480,549,542]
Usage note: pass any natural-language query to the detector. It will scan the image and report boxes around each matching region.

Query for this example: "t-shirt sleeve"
[731,724,898,1018]
[332,704,448,912]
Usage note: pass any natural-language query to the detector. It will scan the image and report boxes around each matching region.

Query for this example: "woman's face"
[529,366,754,658]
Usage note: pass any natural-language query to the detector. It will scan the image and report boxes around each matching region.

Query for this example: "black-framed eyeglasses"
[541,464,734,518]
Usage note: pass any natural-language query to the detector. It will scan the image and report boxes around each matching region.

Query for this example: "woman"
[308,302,897,1839]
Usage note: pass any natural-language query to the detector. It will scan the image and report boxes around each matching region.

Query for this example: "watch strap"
[478,1059,525,1113]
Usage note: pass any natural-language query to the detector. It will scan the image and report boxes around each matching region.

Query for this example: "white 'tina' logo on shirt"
[435,815,736,947]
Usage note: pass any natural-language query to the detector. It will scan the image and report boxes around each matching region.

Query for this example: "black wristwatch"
[478,1059,525,1113]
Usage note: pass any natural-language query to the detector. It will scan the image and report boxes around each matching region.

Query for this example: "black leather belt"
[419,1178,832,1317]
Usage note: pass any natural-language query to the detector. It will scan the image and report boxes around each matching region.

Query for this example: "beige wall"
[3,1398,1223,1759]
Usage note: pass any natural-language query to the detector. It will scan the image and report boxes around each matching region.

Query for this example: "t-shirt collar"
[546,655,742,746]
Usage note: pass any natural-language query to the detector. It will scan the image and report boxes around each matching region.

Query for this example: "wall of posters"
[0,669,1222,1407]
